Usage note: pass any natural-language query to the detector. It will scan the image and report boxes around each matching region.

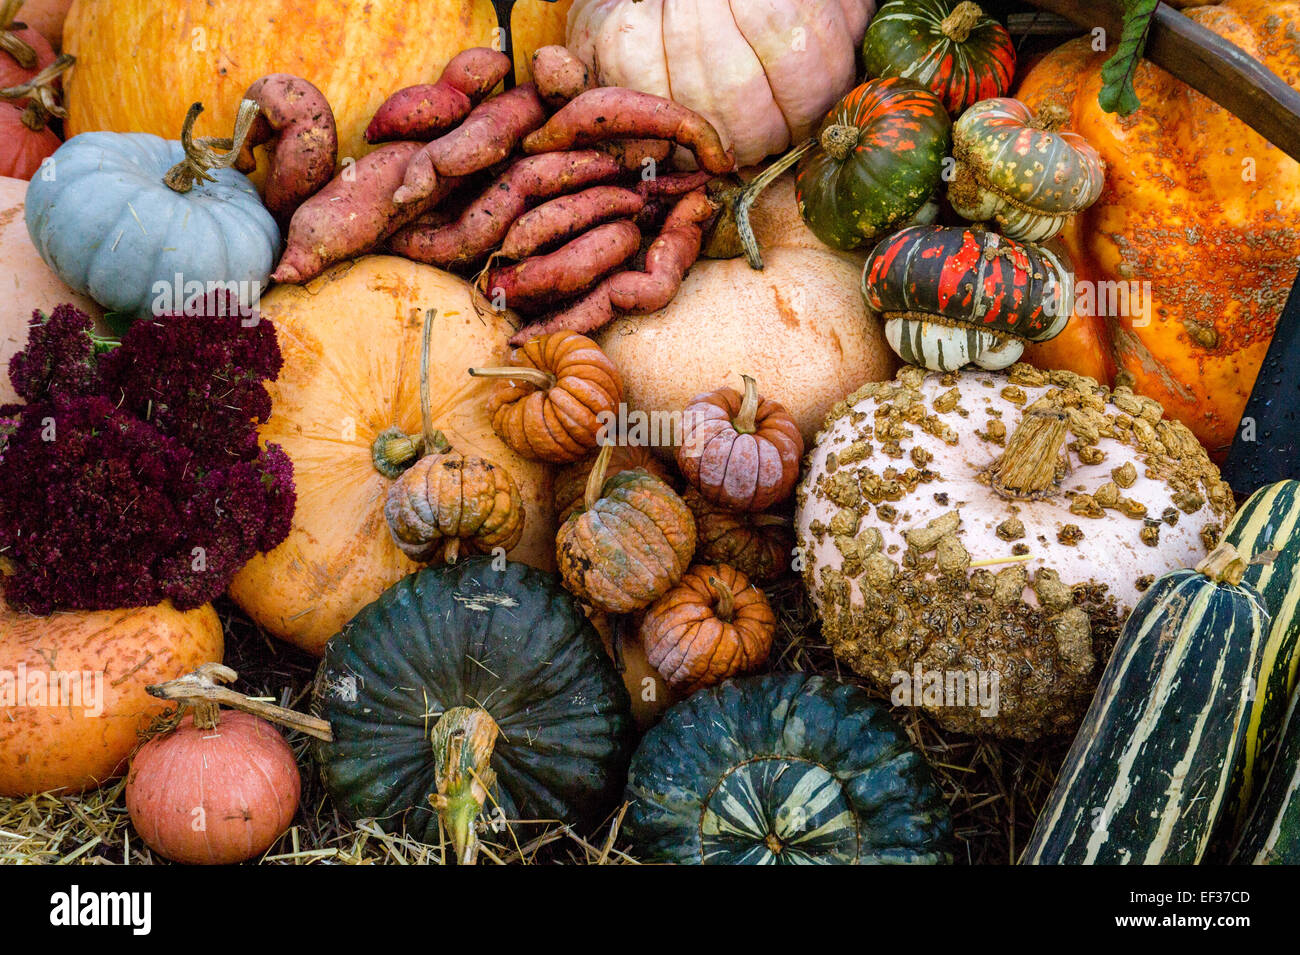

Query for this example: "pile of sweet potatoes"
[236,45,735,342]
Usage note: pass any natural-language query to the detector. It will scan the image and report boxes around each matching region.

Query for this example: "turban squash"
[1015,0,1300,458]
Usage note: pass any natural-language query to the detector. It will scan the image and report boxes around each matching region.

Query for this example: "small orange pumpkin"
[638,563,776,692]
[677,374,804,511]
[557,444,696,614]
[125,665,300,865]
[472,330,623,463]
[684,487,793,584]
[554,443,674,523]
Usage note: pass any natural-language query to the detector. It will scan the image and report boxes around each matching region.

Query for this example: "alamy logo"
[890,665,1000,718]
[0,665,103,717]
[49,886,151,935]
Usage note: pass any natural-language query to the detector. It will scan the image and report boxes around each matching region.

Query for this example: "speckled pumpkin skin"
[625,673,952,864]
[796,363,1234,739]
[1016,0,1300,457]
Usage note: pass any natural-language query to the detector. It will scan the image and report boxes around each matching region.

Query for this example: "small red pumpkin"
[126,670,300,865]
[677,375,804,512]
[0,50,69,180]
[0,1,55,87]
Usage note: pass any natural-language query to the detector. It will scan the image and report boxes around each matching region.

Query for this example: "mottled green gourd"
[625,673,953,865]
[313,558,633,864]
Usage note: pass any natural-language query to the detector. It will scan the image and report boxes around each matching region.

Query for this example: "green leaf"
[1098,0,1160,116]
[101,311,136,339]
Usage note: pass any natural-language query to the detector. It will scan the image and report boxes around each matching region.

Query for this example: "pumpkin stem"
[0,0,36,70]
[1194,542,1249,586]
[583,443,613,512]
[162,98,261,194]
[429,706,500,866]
[444,537,461,565]
[709,574,736,623]
[715,137,816,270]
[940,1,985,43]
[0,53,75,132]
[987,409,1068,500]
[820,124,861,163]
[1030,104,1070,133]
[146,662,335,741]
[732,375,760,435]
[417,307,453,454]
[467,364,558,391]
[372,426,423,478]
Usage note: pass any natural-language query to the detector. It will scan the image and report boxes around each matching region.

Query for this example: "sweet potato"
[531,45,594,109]
[274,142,461,285]
[484,219,642,312]
[234,74,338,229]
[388,150,623,268]
[601,139,673,173]
[395,83,547,205]
[365,48,511,144]
[635,169,716,198]
[522,88,735,175]
[608,188,715,313]
[500,186,645,260]
[510,280,616,346]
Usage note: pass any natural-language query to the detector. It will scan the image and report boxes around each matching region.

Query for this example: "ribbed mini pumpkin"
[861,0,1015,116]
[625,673,953,864]
[677,375,804,512]
[473,330,622,464]
[795,77,950,251]
[556,444,696,614]
[554,443,673,523]
[862,225,1073,371]
[684,487,793,584]
[638,563,775,692]
[947,97,1104,242]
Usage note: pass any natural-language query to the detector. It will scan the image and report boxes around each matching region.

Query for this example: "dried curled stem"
[163,99,261,193]
[0,53,74,131]
[147,662,335,740]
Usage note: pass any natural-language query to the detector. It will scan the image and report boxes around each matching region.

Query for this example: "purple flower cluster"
[0,298,295,614]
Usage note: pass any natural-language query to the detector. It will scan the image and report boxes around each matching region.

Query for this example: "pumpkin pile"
[1,0,1300,872]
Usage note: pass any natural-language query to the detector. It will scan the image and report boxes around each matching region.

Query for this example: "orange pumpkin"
[553,444,674,523]
[1016,0,1300,458]
[0,595,224,796]
[63,0,573,174]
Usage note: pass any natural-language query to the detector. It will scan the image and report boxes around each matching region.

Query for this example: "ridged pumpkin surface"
[0,596,224,797]
[1016,0,1300,458]
[227,256,555,656]
[62,0,572,170]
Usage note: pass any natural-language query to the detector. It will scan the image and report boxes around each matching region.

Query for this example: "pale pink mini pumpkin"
[566,0,877,167]
[796,363,1235,740]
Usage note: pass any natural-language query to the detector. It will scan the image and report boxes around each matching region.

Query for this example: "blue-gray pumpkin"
[625,672,953,864]
[24,126,278,317]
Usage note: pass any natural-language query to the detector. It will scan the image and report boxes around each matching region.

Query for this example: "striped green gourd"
[1217,480,1300,836]
[1024,543,1270,864]
[1234,689,1300,863]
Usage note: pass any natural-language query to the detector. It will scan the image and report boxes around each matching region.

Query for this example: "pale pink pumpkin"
[126,711,300,865]
[566,0,876,167]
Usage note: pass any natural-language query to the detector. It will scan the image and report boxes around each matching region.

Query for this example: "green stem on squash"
[467,365,557,391]
[1195,542,1248,586]
[429,706,501,866]
[0,0,37,70]
[940,1,984,43]
[0,54,75,132]
[146,663,335,741]
[711,137,817,270]
[162,98,261,193]
[987,409,1068,501]
[583,443,614,512]
[709,575,736,623]
[371,309,451,478]
[732,375,760,435]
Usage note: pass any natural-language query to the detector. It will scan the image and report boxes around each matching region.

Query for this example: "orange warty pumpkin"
[554,443,674,523]
[1016,0,1300,458]
[63,0,573,172]
[638,563,776,692]
[0,595,224,797]
[126,709,300,865]
[684,487,793,584]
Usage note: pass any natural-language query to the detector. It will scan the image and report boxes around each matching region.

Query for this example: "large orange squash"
[62,0,572,170]
[1017,0,1300,458]
[227,255,556,656]
[0,596,223,797]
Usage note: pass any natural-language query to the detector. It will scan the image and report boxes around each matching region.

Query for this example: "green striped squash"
[1217,480,1300,836]
[1234,690,1300,864]
[1025,544,1270,864]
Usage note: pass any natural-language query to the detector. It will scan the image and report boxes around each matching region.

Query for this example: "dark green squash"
[313,557,634,863]
[624,673,953,864]
[1234,691,1300,864]
[795,76,951,252]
